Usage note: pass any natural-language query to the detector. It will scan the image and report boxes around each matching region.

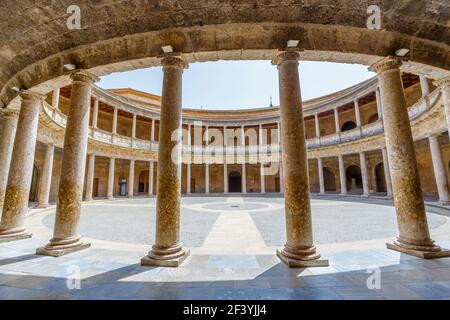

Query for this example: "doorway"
[229,171,242,193]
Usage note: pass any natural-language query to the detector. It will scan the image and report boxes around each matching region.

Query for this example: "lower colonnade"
[1,52,450,267]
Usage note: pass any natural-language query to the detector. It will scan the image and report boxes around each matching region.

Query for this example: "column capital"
[0,108,19,119]
[70,70,100,84]
[369,56,404,74]
[161,56,188,70]
[271,51,300,67]
[433,76,450,89]
[19,90,46,102]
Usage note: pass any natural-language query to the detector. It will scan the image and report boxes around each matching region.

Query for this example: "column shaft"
[112,107,118,134]
[376,87,383,119]
[107,158,115,199]
[242,163,247,194]
[318,158,325,194]
[224,163,228,194]
[381,148,393,197]
[36,144,55,208]
[354,100,361,127]
[273,51,327,267]
[429,135,450,204]
[148,161,154,196]
[420,75,430,97]
[260,164,266,194]
[85,154,95,202]
[205,164,210,194]
[338,155,347,195]
[150,119,155,142]
[52,89,60,109]
[0,92,42,241]
[359,152,369,196]
[186,163,191,194]
[92,99,99,128]
[128,160,135,197]
[314,114,320,137]
[334,108,340,133]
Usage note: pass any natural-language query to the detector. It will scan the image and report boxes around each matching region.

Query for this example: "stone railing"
[42,87,441,156]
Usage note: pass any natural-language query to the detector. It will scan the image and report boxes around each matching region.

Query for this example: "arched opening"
[346,165,363,193]
[29,165,39,202]
[323,167,337,192]
[341,121,357,132]
[229,171,242,193]
[375,163,387,193]
[368,114,379,124]
[138,170,149,194]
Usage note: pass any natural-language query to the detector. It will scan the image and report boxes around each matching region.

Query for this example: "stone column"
[370,57,449,258]
[52,88,60,110]
[434,77,450,139]
[317,158,325,195]
[0,92,43,242]
[428,135,450,204]
[242,163,247,194]
[359,152,369,196]
[260,164,266,194]
[107,158,115,199]
[279,160,284,194]
[112,107,118,134]
[128,160,134,197]
[314,114,320,137]
[141,56,190,267]
[37,71,99,256]
[186,163,191,195]
[420,75,430,97]
[85,153,95,202]
[205,164,210,194]
[334,108,340,133]
[36,144,55,208]
[150,118,156,142]
[273,51,327,267]
[375,87,383,119]
[382,148,393,197]
[338,155,347,195]
[131,114,137,143]
[354,100,361,127]
[0,109,19,215]
[148,161,154,196]
[92,98,99,129]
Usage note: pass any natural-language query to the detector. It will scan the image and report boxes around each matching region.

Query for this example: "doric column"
[354,100,361,127]
[141,55,190,267]
[314,114,320,137]
[338,155,347,195]
[224,163,228,194]
[128,159,135,197]
[359,152,369,196]
[370,57,449,258]
[112,107,118,134]
[0,109,19,215]
[279,160,284,194]
[148,161,154,196]
[428,135,450,204]
[92,98,99,128]
[381,148,393,197]
[420,75,430,97]
[37,71,99,256]
[205,164,210,194]
[273,51,327,267]
[242,163,247,194]
[375,87,383,119]
[36,144,55,208]
[186,163,191,194]
[131,114,137,141]
[85,153,95,202]
[107,158,115,199]
[334,108,340,133]
[0,92,43,242]
[260,165,266,194]
[52,88,60,110]
[434,77,450,139]
[150,118,156,142]
[317,158,325,195]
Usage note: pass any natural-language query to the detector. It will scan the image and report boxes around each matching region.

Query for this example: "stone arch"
[346,165,363,193]
[138,170,149,194]
[375,162,387,193]
[323,167,337,192]
[341,121,357,132]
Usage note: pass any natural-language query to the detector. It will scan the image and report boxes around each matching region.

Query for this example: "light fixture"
[395,48,410,57]
[161,45,174,54]
[287,40,300,48]
[11,86,20,92]
[64,63,77,71]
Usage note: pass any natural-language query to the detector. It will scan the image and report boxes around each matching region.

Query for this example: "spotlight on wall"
[286,40,300,48]
[161,45,174,54]
[64,64,77,71]
[395,48,410,57]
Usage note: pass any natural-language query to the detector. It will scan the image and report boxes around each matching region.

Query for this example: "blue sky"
[98,61,375,110]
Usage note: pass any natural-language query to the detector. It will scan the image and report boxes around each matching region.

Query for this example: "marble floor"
[1,195,450,300]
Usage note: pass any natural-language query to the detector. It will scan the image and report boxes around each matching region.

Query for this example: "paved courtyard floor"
[1,195,450,300]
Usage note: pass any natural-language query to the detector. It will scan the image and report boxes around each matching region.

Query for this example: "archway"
[323,167,337,192]
[375,163,386,193]
[229,171,242,193]
[346,165,363,193]
[341,121,357,132]
[138,170,149,194]
[29,165,39,202]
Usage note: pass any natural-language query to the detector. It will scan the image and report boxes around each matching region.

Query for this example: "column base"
[141,244,190,267]
[35,203,49,209]
[36,236,91,257]
[386,242,450,259]
[276,244,329,268]
[0,229,32,243]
